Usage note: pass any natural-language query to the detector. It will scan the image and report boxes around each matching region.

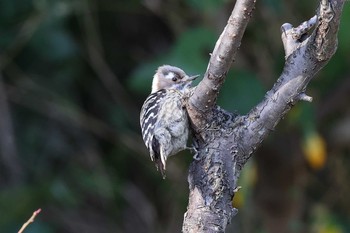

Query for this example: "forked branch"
[183,0,345,232]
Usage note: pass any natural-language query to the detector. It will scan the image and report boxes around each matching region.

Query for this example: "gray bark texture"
[182,0,345,232]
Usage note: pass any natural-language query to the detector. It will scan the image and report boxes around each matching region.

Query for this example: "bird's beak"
[184,74,200,81]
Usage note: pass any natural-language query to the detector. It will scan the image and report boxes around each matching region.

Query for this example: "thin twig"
[18,208,42,233]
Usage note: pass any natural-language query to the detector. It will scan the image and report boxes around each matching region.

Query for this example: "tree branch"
[18,208,41,233]
[187,0,257,131]
[183,0,345,232]
[240,0,344,167]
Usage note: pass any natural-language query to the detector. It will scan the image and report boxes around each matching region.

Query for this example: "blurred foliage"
[303,131,327,171]
[128,27,216,94]
[0,0,349,232]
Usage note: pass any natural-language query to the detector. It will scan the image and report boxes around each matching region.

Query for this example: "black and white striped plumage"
[140,65,198,177]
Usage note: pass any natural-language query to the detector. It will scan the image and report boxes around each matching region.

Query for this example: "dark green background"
[0,0,349,232]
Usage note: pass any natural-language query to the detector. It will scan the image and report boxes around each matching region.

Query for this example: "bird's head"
[151,65,199,93]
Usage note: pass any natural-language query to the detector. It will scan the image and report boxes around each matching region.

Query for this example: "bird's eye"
[172,77,177,82]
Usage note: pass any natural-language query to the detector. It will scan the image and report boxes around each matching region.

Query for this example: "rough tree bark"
[182,0,345,232]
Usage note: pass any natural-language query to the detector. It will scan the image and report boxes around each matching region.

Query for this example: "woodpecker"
[140,65,199,178]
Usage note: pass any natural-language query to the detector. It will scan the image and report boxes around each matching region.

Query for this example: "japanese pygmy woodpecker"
[140,65,198,177]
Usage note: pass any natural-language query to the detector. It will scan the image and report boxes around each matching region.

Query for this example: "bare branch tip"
[18,208,42,233]
[233,186,242,193]
[310,15,318,25]
[281,23,293,34]
[34,208,42,215]
[319,0,335,22]
[321,0,329,7]
[281,14,319,59]
[298,93,313,102]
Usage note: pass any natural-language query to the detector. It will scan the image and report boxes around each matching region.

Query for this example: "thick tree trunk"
[182,0,345,232]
